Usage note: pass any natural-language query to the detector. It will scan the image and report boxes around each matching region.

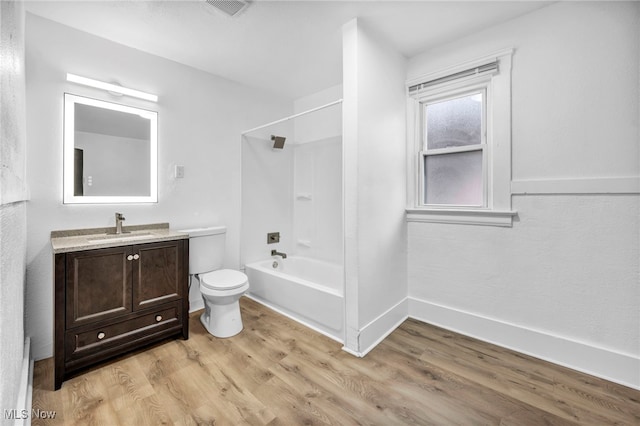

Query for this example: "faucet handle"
[115,212,125,220]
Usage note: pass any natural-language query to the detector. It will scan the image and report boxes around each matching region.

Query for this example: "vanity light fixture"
[66,73,158,102]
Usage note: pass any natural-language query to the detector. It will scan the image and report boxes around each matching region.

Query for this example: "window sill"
[406,208,517,227]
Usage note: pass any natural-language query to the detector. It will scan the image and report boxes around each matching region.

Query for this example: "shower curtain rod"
[241,99,343,135]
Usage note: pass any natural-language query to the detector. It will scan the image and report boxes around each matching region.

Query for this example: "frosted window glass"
[424,150,483,205]
[426,93,482,150]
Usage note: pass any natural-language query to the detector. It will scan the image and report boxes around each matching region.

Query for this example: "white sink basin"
[87,232,153,244]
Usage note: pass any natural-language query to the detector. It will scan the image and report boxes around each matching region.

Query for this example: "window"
[422,91,485,207]
[406,49,516,227]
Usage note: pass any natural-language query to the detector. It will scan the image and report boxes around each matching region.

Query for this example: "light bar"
[66,73,158,102]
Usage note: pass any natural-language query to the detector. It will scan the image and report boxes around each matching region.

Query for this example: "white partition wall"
[342,19,408,355]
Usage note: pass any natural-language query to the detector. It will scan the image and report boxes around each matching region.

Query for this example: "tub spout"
[271,249,287,259]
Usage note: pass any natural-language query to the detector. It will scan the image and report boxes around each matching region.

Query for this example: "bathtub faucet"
[271,249,287,259]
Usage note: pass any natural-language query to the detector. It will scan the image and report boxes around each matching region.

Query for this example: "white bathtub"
[244,256,344,342]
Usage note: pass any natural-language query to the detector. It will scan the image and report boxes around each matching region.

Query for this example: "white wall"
[293,85,342,144]
[0,0,28,415]
[407,1,640,388]
[25,14,292,360]
[343,19,408,355]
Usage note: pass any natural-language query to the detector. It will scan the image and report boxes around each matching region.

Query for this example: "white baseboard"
[409,297,640,390]
[343,298,408,357]
[340,345,363,358]
[14,337,33,426]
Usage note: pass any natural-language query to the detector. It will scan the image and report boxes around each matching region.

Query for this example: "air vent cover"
[205,0,249,17]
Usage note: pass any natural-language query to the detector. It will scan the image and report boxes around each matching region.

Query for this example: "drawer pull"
[97,332,106,340]
[127,255,134,261]
[155,315,163,322]
[133,254,140,260]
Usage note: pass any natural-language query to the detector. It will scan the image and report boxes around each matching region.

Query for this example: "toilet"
[180,226,249,338]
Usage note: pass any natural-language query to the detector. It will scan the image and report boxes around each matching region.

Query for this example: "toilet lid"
[200,269,248,290]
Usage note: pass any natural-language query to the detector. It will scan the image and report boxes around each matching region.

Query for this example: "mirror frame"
[63,93,158,204]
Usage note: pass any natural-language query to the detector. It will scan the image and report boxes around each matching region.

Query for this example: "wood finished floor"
[32,297,640,425]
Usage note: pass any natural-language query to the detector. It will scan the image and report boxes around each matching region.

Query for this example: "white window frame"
[406,49,516,227]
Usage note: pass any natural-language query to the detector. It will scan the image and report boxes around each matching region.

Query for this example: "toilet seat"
[200,269,248,291]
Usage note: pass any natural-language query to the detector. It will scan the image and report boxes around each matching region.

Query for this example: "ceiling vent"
[205,0,250,17]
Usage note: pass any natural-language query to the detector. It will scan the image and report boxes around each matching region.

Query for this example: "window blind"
[408,61,498,94]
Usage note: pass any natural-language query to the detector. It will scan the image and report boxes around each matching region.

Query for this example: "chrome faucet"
[271,249,287,259]
[114,212,128,235]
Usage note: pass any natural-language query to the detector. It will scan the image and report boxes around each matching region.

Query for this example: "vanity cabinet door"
[65,246,133,329]
[132,240,185,311]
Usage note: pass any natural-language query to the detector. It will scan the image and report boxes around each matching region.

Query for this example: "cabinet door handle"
[97,332,106,340]
[133,254,140,260]
[155,315,163,322]
[127,255,134,261]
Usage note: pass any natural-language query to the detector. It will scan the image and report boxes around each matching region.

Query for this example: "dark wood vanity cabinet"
[54,239,189,390]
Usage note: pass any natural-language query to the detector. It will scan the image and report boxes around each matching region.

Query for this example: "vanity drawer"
[65,303,182,360]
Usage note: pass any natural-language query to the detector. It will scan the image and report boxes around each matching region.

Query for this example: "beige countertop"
[50,223,189,254]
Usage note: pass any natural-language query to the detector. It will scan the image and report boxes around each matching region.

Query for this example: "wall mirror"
[63,94,158,204]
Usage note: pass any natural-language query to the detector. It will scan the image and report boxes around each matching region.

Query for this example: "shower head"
[271,135,286,149]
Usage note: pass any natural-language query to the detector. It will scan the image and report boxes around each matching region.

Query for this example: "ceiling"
[25,1,551,100]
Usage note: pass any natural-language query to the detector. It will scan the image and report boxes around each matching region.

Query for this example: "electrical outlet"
[267,232,280,244]
[175,165,185,179]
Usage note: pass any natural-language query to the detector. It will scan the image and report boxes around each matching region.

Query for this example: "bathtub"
[244,256,344,342]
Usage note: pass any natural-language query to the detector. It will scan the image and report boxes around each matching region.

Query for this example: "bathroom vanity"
[50,223,189,390]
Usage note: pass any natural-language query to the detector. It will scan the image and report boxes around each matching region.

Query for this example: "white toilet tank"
[179,226,226,275]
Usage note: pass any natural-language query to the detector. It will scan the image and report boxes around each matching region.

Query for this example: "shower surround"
[241,87,343,341]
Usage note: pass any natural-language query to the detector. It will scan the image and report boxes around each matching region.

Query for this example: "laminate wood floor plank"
[31,297,640,425]
[419,334,636,424]
[270,353,384,425]
[190,313,283,396]
[32,358,66,426]
[375,338,581,426]
[289,332,504,425]
[161,362,267,425]
[99,356,155,407]
[155,366,240,425]
[385,332,576,421]
[395,320,640,425]
[197,360,277,425]
[127,394,174,426]
[207,340,277,394]
[229,324,291,366]
[402,318,638,410]
[240,299,322,337]
[252,374,344,426]
[416,337,591,423]
[62,369,120,426]
[287,348,449,425]
[364,342,518,425]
